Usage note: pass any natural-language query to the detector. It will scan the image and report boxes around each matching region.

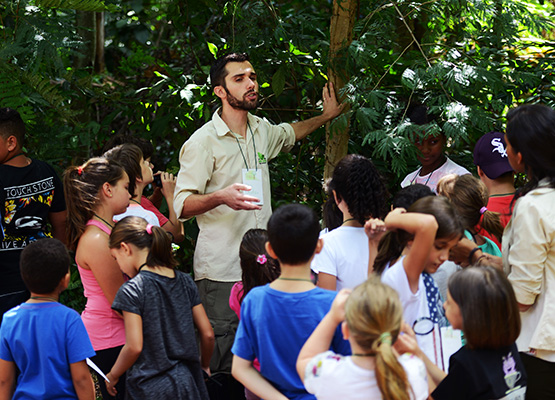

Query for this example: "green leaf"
[272,66,286,97]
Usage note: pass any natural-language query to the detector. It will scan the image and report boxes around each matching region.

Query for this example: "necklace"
[4,152,26,164]
[93,213,114,229]
[277,277,312,283]
[342,218,356,225]
[489,192,516,198]
[410,166,434,187]
[351,353,375,357]
[30,296,58,302]
[130,198,141,205]
[138,263,148,272]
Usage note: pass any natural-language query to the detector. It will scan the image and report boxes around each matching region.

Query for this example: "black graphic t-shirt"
[0,159,66,295]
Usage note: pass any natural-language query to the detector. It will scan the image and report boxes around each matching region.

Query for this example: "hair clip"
[256,254,267,265]
[480,206,488,214]
[77,166,83,176]
[146,224,153,235]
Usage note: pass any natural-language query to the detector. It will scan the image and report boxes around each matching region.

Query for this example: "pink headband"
[480,206,488,215]
[146,224,153,235]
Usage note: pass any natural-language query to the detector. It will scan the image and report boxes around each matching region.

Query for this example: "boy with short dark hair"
[0,238,95,399]
[231,204,350,400]
[0,107,67,324]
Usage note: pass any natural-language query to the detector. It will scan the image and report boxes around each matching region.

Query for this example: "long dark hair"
[506,104,555,199]
[64,158,125,250]
[448,266,520,349]
[239,229,280,304]
[374,196,463,275]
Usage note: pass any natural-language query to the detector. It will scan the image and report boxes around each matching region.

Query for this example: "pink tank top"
[77,219,126,351]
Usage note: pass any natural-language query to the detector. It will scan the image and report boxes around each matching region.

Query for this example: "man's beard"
[224,87,258,110]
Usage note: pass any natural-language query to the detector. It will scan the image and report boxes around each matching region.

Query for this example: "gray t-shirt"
[113,270,209,399]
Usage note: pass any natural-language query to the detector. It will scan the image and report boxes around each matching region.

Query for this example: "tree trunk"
[325,0,358,181]
[95,12,105,73]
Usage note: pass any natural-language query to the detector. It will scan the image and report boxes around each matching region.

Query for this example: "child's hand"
[105,372,118,396]
[329,289,351,324]
[364,218,387,242]
[384,207,407,230]
[393,323,422,357]
[160,172,177,198]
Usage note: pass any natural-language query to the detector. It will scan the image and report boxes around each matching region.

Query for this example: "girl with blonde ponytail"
[297,277,428,400]
[106,216,214,399]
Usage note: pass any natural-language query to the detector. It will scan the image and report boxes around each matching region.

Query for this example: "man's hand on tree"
[321,82,344,122]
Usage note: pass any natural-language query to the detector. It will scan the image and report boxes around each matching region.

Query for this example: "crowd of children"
[0,99,554,400]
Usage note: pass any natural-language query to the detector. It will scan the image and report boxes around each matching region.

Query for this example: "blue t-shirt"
[0,302,95,400]
[232,285,351,400]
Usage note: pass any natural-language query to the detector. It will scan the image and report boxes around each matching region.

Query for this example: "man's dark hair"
[103,143,143,196]
[20,238,70,294]
[210,52,250,89]
[0,107,25,146]
[392,184,435,209]
[267,204,320,265]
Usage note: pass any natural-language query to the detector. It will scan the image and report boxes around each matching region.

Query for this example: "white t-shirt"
[311,226,369,291]
[304,351,428,400]
[114,203,160,227]
[400,157,470,192]
[381,257,436,363]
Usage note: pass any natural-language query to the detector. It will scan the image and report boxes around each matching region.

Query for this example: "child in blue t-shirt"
[0,238,95,399]
[231,204,351,400]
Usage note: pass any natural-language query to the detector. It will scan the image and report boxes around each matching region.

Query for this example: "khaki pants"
[196,279,239,374]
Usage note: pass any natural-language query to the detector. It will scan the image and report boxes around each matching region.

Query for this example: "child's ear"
[59,271,71,292]
[101,182,113,198]
[314,238,324,255]
[6,135,18,152]
[265,242,278,260]
[120,242,132,256]
[341,321,350,340]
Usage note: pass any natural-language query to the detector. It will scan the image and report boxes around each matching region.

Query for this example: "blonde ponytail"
[345,278,411,400]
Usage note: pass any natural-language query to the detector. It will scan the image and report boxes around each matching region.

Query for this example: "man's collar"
[212,107,259,137]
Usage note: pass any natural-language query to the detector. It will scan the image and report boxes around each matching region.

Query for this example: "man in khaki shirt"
[174,52,343,374]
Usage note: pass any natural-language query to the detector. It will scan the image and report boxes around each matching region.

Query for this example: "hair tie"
[378,332,392,345]
[480,206,487,214]
[256,254,267,265]
[146,224,153,235]
[77,166,83,176]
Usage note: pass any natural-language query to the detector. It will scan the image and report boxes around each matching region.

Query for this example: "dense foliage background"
[1,0,554,309]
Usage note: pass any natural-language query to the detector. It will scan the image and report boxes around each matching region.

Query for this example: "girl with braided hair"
[297,277,428,400]
[311,154,388,291]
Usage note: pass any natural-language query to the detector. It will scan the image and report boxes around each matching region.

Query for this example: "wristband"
[468,247,482,265]
[475,255,487,265]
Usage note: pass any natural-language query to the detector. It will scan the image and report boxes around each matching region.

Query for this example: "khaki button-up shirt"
[174,110,295,281]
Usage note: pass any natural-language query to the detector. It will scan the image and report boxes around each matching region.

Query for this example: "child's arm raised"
[192,303,215,375]
[385,208,438,288]
[105,311,143,396]
[70,360,95,400]
[364,218,386,275]
[232,355,288,400]
[0,359,15,400]
[160,172,185,243]
[297,289,351,381]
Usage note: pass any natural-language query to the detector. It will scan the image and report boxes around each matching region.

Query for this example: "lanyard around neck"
[234,121,257,171]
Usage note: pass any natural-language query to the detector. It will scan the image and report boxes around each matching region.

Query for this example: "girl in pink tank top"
[64,157,131,399]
